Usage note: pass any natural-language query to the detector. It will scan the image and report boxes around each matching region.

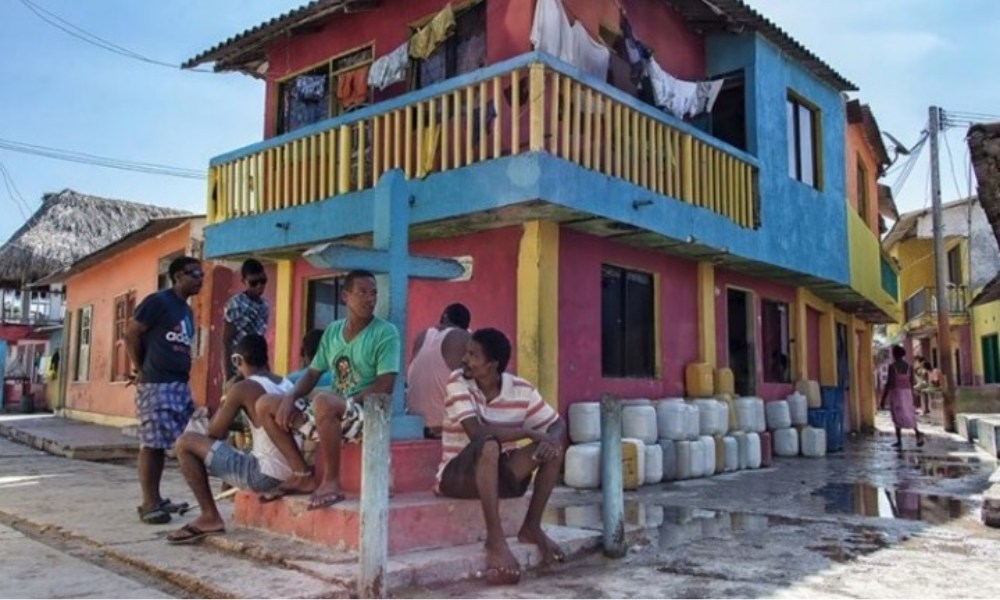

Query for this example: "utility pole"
[929,105,957,432]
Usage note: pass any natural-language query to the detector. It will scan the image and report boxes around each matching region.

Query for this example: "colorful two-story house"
[185,0,897,434]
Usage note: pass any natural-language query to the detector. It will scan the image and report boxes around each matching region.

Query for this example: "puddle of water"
[811,483,968,524]
[543,501,777,550]
[904,454,988,479]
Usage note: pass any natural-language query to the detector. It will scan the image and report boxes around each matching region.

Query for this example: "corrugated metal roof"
[182,0,379,75]
[184,0,855,91]
[663,0,856,91]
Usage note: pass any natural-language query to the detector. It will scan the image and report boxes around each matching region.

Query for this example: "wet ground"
[406,416,1000,598]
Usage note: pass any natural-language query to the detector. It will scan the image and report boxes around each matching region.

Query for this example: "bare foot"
[282,473,319,494]
[484,538,521,585]
[518,525,565,565]
[308,481,346,511]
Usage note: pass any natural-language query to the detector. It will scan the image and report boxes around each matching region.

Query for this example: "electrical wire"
[0,137,205,180]
[0,162,30,221]
[942,132,968,202]
[19,0,213,73]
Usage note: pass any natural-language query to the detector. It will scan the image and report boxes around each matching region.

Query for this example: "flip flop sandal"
[258,490,287,504]
[159,498,190,514]
[307,492,346,511]
[137,505,171,525]
[166,523,225,545]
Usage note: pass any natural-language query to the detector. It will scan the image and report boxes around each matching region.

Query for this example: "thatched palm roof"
[0,189,188,288]
[969,122,1000,306]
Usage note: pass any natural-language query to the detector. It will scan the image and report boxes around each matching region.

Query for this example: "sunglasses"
[230,353,243,368]
[247,277,267,287]
[184,269,205,279]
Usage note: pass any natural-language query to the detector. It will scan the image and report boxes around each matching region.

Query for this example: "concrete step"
[329,439,441,495]
[234,490,530,554]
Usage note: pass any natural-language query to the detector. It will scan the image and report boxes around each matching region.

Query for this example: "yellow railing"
[208,55,758,228]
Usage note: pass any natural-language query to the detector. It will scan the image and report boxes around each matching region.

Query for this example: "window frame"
[600,263,657,379]
[73,305,93,383]
[111,291,137,382]
[947,245,963,285]
[787,92,822,189]
[856,153,869,222]
[410,0,486,90]
[303,275,348,333]
[274,43,375,136]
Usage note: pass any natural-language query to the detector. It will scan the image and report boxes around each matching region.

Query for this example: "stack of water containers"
[806,386,845,453]
[564,393,773,490]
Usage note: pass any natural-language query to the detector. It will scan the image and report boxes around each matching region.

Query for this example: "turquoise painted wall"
[707,33,849,285]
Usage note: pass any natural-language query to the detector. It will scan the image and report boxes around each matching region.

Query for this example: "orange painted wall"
[63,223,221,419]
[845,123,880,234]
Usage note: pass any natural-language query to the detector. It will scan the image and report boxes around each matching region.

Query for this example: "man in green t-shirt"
[256,269,400,509]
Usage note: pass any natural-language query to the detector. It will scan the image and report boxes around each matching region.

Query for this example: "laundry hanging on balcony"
[368,42,409,90]
[337,64,371,109]
[410,3,456,60]
[530,0,610,80]
[645,58,724,120]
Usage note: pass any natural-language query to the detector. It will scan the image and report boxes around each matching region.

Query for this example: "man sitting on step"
[165,334,307,544]
[257,269,400,510]
[436,328,566,586]
[406,302,471,438]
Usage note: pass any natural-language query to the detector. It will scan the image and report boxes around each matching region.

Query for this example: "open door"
[727,289,756,396]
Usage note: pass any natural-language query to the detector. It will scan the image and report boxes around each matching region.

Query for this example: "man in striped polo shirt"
[436,328,566,586]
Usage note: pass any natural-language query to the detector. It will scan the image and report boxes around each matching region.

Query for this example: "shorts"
[438,436,531,500]
[135,382,195,450]
[205,441,282,493]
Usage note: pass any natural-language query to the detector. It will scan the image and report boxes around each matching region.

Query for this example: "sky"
[0,0,998,245]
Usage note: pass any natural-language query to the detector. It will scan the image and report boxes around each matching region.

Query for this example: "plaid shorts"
[135,382,195,450]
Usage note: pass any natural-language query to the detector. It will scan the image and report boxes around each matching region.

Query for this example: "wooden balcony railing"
[207,52,758,229]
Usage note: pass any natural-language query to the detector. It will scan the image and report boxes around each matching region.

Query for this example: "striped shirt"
[437,370,560,481]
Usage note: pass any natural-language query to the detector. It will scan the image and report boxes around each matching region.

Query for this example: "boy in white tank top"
[406,303,471,437]
[166,334,309,544]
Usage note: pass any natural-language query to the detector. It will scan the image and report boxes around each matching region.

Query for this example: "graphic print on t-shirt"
[334,355,359,395]
[165,315,194,351]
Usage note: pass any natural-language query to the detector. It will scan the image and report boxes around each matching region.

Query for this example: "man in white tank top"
[406,303,471,437]
[166,334,308,544]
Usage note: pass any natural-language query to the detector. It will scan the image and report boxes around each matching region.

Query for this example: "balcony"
[903,286,969,324]
[846,205,901,321]
[207,52,758,231]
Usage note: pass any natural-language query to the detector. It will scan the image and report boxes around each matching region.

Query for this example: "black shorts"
[438,436,532,500]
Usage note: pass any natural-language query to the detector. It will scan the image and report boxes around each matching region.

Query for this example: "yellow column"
[819,311,836,387]
[857,325,876,430]
[516,220,559,408]
[272,259,294,374]
[697,262,716,367]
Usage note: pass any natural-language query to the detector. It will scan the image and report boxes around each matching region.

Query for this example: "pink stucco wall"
[713,268,796,401]
[285,226,521,373]
[558,228,699,414]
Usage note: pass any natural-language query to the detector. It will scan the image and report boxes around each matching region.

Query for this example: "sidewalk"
[0,413,138,461]
[0,432,601,598]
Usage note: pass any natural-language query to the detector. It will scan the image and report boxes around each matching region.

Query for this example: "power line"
[19,0,213,73]
[0,137,205,180]
[0,162,30,221]
[942,133,967,202]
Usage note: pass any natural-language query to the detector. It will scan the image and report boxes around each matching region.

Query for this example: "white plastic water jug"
[568,402,601,444]
[699,435,716,477]
[752,398,767,433]
[564,443,601,488]
[715,401,731,436]
[660,439,677,481]
[692,399,720,436]
[735,398,756,432]
[765,400,792,430]
[772,427,799,457]
[797,380,822,408]
[731,431,748,469]
[745,432,762,469]
[722,436,738,472]
[801,426,827,457]
[684,404,701,440]
[689,436,707,478]
[656,400,687,441]
[675,440,694,479]
[623,405,658,444]
[786,392,808,426]
[644,443,663,484]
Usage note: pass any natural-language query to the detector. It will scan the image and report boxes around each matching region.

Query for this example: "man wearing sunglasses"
[221,259,270,385]
[124,256,203,525]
